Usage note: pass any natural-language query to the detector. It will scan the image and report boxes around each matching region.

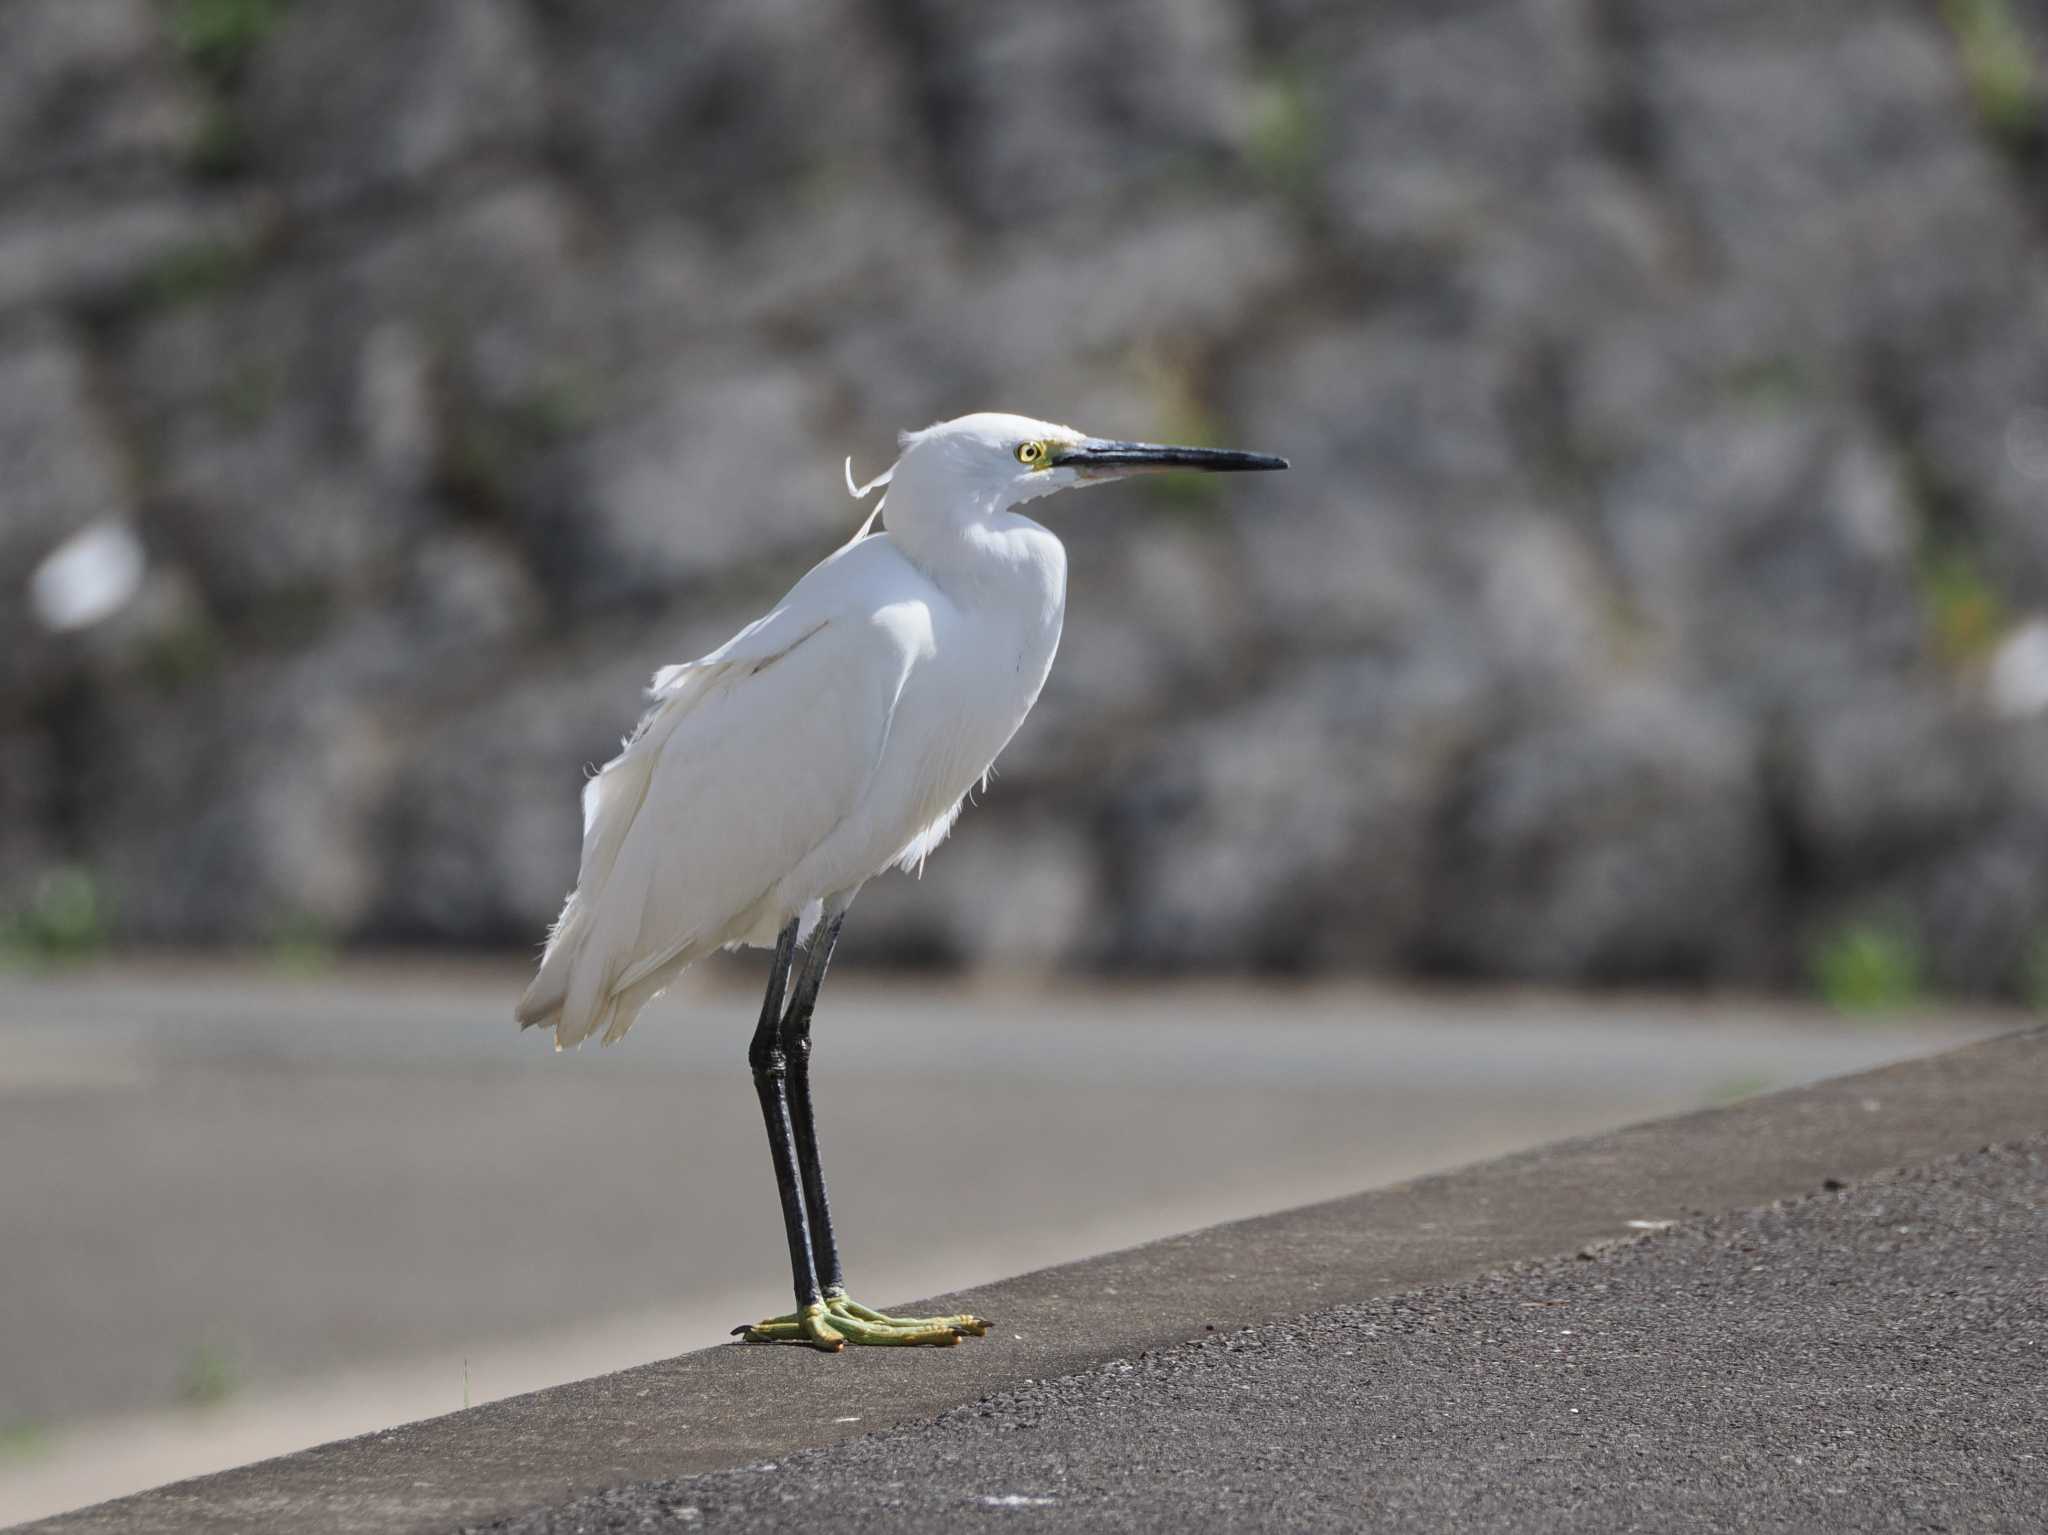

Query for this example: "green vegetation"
[1703,1072,1775,1107]
[1244,69,1322,194]
[218,357,286,428]
[511,372,606,442]
[1918,545,2010,666]
[166,0,289,176]
[1137,352,1220,449]
[2025,931,2048,1012]
[1812,919,1925,1016]
[167,0,286,86]
[438,363,606,521]
[1127,353,1232,515]
[0,867,108,968]
[1943,0,2043,141]
[144,608,228,688]
[1722,357,1809,410]
[177,1343,238,1407]
[190,101,249,177]
[1135,460,1228,514]
[141,237,260,311]
[268,913,338,977]
[0,1420,51,1463]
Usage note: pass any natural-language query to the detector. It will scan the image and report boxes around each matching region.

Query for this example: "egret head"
[874,412,1286,520]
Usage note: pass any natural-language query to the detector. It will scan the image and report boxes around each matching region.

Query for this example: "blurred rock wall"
[5,0,2048,996]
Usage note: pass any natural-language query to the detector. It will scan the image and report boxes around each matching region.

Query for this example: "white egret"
[518,412,1286,1350]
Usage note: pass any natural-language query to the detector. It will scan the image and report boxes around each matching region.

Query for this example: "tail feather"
[517,667,721,1049]
[514,918,575,1031]
[518,931,696,1049]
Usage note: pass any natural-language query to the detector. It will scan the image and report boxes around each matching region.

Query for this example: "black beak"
[1050,440,1289,475]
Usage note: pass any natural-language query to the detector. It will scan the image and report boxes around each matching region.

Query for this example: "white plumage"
[518,413,1075,1048]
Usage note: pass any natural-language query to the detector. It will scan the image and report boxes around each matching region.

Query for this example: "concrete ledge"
[29,1025,2048,1535]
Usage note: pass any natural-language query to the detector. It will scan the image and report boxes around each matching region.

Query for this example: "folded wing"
[517,538,924,1048]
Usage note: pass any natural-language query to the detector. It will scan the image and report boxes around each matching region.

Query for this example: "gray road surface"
[0,962,2012,1523]
[26,1027,2046,1535]
[486,1135,2048,1534]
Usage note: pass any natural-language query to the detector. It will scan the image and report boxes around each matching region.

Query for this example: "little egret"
[518,412,1286,1350]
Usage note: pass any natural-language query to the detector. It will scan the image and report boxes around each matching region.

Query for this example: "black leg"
[782,907,849,1296]
[736,898,983,1347]
[746,917,820,1314]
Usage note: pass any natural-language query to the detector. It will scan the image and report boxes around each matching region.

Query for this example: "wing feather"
[518,538,925,1048]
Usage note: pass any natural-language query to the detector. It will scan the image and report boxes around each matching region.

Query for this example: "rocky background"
[5,0,2048,1000]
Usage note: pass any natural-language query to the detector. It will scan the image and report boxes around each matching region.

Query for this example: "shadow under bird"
[518,413,1287,1350]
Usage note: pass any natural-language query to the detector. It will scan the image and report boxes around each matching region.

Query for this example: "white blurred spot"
[1989,619,2048,719]
[980,1495,1058,1508]
[29,519,145,632]
[2004,409,2048,482]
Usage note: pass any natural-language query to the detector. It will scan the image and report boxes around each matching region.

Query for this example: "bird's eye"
[1015,441,1045,466]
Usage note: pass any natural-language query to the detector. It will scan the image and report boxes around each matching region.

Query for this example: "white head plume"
[842,455,893,541]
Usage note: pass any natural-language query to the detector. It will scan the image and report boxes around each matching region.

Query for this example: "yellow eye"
[1015,440,1045,466]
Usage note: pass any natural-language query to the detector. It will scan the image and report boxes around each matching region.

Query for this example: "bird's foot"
[735,1288,989,1350]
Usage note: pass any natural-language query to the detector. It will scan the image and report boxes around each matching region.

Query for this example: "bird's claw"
[734,1300,845,1351]
[736,1289,988,1349]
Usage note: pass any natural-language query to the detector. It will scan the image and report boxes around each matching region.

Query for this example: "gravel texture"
[482,1138,2048,1534]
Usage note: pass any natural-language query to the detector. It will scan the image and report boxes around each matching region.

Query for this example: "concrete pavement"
[21,1023,2045,1535]
[496,1134,2048,1533]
